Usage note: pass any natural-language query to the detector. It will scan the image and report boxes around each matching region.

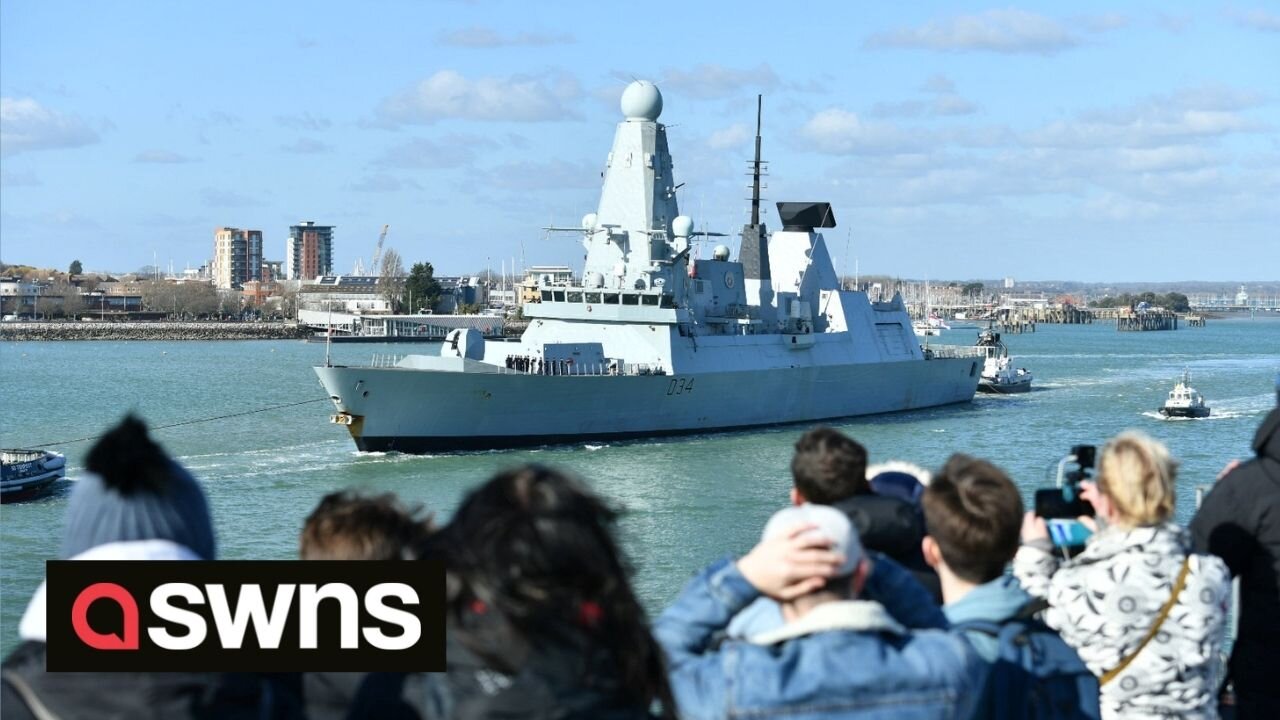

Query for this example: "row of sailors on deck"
[5,409,1279,719]
[504,355,621,376]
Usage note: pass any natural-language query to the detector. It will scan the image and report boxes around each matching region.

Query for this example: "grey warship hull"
[317,355,980,452]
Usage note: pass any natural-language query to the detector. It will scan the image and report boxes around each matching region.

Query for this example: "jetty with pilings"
[1115,309,1179,331]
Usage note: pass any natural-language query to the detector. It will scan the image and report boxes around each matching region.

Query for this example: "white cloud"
[708,123,751,150]
[373,136,489,169]
[798,109,924,155]
[281,138,332,154]
[480,159,601,191]
[200,187,265,207]
[349,174,422,193]
[437,27,574,48]
[661,63,780,100]
[865,9,1080,55]
[0,97,99,156]
[0,170,41,187]
[134,150,195,163]
[376,70,581,125]
[1233,8,1280,32]
[276,112,331,131]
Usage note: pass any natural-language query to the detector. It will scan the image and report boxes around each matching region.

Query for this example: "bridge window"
[604,293,620,304]
[567,291,583,303]
[641,295,658,306]
[553,291,565,302]
[585,292,602,303]
[660,294,676,308]
[622,294,640,306]
[541,290,552,302]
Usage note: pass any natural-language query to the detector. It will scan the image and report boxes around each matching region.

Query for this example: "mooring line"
[30,398,332,448]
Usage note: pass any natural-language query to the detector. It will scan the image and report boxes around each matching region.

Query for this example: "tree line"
[1091,292,1191,312]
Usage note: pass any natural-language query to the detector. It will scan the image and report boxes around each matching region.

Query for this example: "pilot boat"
[1160,370,1210,418]
[974,328,1032,394]
[1,449,66,503]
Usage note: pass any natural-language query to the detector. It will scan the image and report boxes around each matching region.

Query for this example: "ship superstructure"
[316,82,983,452]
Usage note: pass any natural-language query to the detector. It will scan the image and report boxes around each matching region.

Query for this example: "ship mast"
[750,95,763,227]
[740,94,771,287]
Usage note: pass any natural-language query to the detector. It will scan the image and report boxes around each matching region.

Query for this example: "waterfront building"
[211,227,264,290]
[298,275,391,314]
[262,260,284,282]
[286,221,334,280]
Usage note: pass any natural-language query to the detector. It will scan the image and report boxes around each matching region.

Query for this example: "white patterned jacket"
[1014,522,1230,720]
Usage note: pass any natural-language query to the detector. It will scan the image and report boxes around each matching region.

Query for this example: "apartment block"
[286,221,334,280]
[211,227,264,289]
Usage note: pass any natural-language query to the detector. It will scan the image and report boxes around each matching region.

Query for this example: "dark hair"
[791,427,870,504]
[440,464,674,716]
[299,491,433,561]
[921,454,1023,584]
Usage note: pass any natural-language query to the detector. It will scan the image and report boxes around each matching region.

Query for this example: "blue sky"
[2,1,1277,282]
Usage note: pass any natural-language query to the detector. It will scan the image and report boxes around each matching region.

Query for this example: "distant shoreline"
[0,321,309,342]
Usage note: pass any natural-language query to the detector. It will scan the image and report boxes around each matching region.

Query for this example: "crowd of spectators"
[4,402,1278,719]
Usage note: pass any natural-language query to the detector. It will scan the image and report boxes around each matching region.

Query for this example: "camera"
[1034,445,1096,555]
[1034,445,1096,520]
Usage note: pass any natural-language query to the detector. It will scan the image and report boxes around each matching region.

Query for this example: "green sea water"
[2,317,1278,655]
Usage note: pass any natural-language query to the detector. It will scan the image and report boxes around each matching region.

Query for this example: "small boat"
[1160,370,1210,418]
[1,449,66,503]
[912,320,941,337]
[975,328,1033,394]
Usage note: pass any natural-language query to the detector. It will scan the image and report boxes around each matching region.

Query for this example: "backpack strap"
[1012,597,1049,621]
[1100,556,1192,687]
[949,619,1004,637]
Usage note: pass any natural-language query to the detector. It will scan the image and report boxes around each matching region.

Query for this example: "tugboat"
[1,449,66,503]
[1160,370,1210,418]
[974,328,1033,394]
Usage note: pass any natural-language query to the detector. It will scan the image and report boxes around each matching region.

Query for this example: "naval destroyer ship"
[316,81,984,452]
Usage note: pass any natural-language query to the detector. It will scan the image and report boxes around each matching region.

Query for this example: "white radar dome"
[620,81,663,121]
[581,213,598,230]
[672,215,694,238]
[713,245,731,261]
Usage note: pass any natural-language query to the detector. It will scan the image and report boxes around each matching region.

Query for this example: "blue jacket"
[943,575,1033,662]
[727,551,947,639]
[655,558,985,720]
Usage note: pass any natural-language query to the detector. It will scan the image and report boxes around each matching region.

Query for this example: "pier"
[1116,310,1178,332]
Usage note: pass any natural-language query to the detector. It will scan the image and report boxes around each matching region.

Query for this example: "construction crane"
[369,224,390,276]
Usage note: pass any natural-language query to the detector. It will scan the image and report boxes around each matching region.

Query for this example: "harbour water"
[2,317,1277,655]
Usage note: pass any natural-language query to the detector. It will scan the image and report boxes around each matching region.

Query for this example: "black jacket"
[347,608,660,720]
[1190,406,1280,708]
[833,493,942,603]
[0,640,300,720]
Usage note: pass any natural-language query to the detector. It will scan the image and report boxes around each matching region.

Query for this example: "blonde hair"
[1097,431,1177,527]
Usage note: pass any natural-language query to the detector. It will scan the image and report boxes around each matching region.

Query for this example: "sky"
[1,1,1278,282]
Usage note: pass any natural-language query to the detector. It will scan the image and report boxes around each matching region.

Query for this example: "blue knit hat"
[61,416,216,560]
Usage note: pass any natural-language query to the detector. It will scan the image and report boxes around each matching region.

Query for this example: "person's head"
[440,464,672,713]
[299,491,433,560]
[790,427,869,505]
[62,415,216,560]
[866,460,931,505]
[761,503,869,615]
[921,454,1023,587]
[1095,431,1177,528]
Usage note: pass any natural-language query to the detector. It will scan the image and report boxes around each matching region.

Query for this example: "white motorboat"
[1160,370,1210,418]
